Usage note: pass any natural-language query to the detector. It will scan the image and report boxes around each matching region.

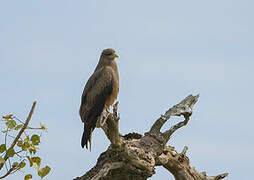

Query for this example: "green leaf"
[29,146,36,155]
[31,134,40,145]
[38,165,51,178]
[3,114,13,120]
[6,148,15,157]
[24,136,29,142]
[19,161,26,169]
[31,156,41,168]
[14,124,23,130]
[6,120,16,129]
[17,140,23,147]
[22,142,30,151]
[12,162,18,168]
[0,157,5,164]
[24,174,32,180]
[0,144,6,153]
[40,123,47,130]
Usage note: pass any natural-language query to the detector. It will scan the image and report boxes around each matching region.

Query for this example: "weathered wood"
[74,95,228,180]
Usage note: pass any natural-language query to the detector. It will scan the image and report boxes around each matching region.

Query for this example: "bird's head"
[101,48,119,60]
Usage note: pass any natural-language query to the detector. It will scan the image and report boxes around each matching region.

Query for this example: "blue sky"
[0,0,253,179]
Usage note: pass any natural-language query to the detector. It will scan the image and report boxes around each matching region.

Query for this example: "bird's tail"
[81,124,93,151]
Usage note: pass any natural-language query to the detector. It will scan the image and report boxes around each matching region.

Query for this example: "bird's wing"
[79,66,114,124]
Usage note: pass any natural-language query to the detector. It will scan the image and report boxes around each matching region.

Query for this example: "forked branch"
[149,94,199,144]
[75,94,228,180]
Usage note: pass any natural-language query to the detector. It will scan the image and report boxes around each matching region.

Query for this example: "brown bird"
[79,48,119,150]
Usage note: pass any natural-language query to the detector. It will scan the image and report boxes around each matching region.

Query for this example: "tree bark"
[74,95,228,180]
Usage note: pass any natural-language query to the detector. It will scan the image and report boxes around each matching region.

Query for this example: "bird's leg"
[96,108,110,128]
[113,101,119,116]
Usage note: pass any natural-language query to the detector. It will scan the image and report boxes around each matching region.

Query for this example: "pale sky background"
[0,0,253,179]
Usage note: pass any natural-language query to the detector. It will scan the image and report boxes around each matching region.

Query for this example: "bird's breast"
[105,74,119,110]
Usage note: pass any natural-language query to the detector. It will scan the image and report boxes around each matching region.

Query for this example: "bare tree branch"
[9,102,36,150]
[156,145,228,180]
[0,166,17,179]
[149,94,199,134]
[75,95,228,180]
[0,102,36,170]
[100,101,122,148]
[148,94,199,145]
[162,113,190,144]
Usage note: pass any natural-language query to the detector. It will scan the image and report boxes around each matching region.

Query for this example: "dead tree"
[74,95,228,180]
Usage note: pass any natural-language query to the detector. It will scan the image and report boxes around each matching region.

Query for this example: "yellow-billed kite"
[79,48,119,150]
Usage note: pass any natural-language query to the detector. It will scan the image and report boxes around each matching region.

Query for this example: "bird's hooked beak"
[113,52,119,58]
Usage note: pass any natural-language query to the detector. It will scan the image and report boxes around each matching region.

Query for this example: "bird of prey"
[79,48,119,150]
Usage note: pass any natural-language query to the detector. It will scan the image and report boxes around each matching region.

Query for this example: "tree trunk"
[74,95,228,180]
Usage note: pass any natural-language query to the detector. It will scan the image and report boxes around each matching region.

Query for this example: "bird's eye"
[105,52,113,56]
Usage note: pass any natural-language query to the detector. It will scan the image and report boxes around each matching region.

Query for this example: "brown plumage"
[79,48,119,150]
